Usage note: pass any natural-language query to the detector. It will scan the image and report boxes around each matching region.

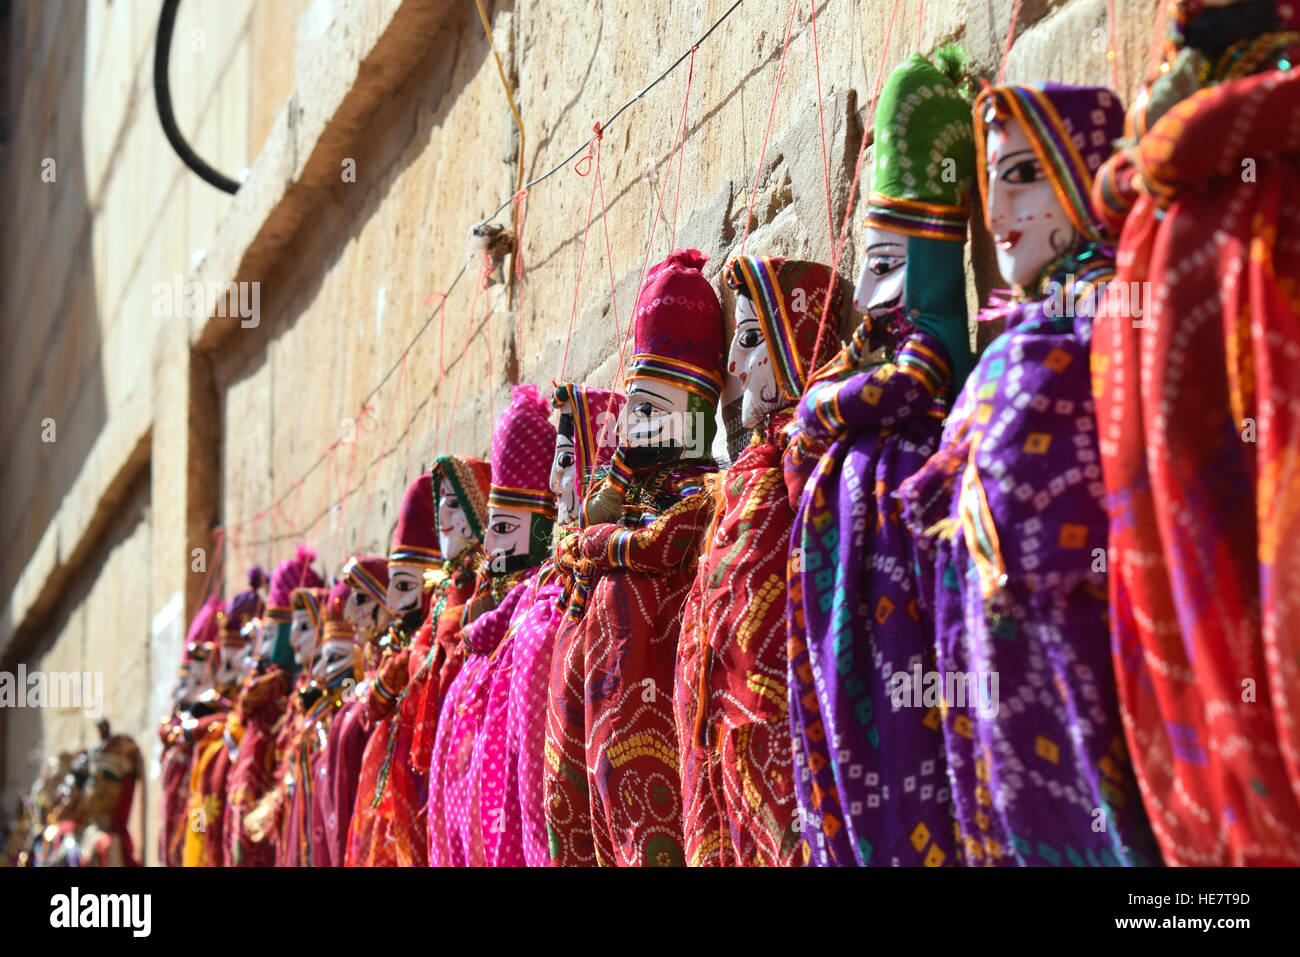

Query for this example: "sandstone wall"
[0,0,1165,863]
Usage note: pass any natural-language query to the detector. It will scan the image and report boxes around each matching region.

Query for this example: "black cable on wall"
[154,0,240,195]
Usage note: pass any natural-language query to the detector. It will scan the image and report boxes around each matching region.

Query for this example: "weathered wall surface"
[1,0,1163,863]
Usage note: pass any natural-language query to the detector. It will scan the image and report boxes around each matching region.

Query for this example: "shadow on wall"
[0,4,108,616]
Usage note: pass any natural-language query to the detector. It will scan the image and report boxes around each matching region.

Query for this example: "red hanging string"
[445,267,489,450]
[809,0,836,253]
[810,0,901,374]
[559,123,605,383]
[617,49,697,387]
[401,350,413,486]
[740,0,800,255]
[481,256,496,427]
[998,0,1024,85]
[1107,0,1123,93]
[427,291,448,457]
[918,0,925,46]
[592,131,624,392]
[335,403,375,562]
[199,526,226,601]
[668,47,697,250]
[229,524,244,586]
[359,360,405,550]
[511,188,529,376]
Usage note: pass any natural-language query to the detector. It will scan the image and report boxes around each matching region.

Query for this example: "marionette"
[784,49,975,868]
[1090,0,1300,865]
[183,568,266,866]
[490,384,623,867]
[311,554,391,867]
[77,725,142,866]
[262,581,357,867]
[674,253,841,866]
[898,81,1158,866]
[251,584,328,865]
[223,546,322,866]
[346,470,476,867]
[545,248,724,866]
[32,751,90,867]
[157,595,222,866]
[427,384,559,866]
[7,754,68,866]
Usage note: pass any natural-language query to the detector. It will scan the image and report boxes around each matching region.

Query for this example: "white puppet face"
[985,116,1078,289]
[622,378,693,449]
[727,294,781,429]
[343,587,389,639]
[386,566,424,618]
[854,225,909,317]
[311,636,357,683]
[289,608,319,668]
[486,507,531,565]
[213,644,244,691]
[239,620,262,678]
[172,667,203,706]
[549,424,579,526]
[437,477,476,562]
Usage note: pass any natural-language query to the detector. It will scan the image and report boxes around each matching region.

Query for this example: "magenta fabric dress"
[426,575,535,866]
[311,695,371,867]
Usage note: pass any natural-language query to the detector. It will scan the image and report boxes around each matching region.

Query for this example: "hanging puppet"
[223,546,322,867]
[77,725,142,867]
[250,583,329,865]
[346,470,467,867]
[158,595,222,867]
[785,49,975,867]
[427,383,561,866]
[311,554,391,867]
[898,81,1158,865]
[26,752,87,867]
[675,253,841,867]
[546,248,724,867]
[1090,0,1300,865]
[495,384,623,866]
[183,567,265,866]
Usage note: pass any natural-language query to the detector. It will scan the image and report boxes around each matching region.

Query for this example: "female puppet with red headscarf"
[1091,0,1300,865]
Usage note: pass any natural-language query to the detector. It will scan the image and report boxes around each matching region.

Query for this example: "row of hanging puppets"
[15,0,1297,868]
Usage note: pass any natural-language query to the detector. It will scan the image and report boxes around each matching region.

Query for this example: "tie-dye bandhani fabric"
[898,279,1158,866]
[158,725,195,867]
[786,326,958,866]
[897,83,1158,867]
[675,416,804,866]
[345,563,475,867]
[426,568,538,865]
[489,384,559,522]
[544,463,716,866]
[1092,65,1300,865]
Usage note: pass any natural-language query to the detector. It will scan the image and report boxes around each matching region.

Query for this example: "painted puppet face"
[437,477,476,562]
[622,378,692,450]
[486,506,531,564]
[386,566,424,617]
[728,294,781,428]
[239,620,262,677]
[311,636,357,683]
[343,587,389,639]
[253,619,279,664]
[172,668,202,706]
[855,225,909,317]
[213,644,245,691]
[289,607,318,668]
[985,116,1078,288]
[550,423,579,527]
